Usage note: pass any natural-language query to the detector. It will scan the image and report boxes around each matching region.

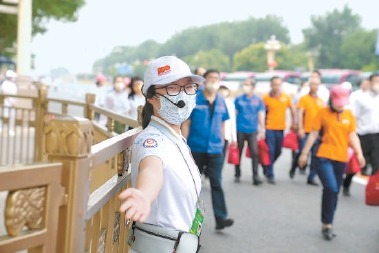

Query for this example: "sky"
[31,0,378,75]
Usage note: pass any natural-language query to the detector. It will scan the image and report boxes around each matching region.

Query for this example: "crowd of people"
[114,56,378,253]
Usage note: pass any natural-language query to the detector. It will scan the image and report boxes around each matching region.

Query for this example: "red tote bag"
[257,139,270,166]
[227,144,240,165]
[282,131,299,151]
[345,152,361,174]
[365,171,379,206]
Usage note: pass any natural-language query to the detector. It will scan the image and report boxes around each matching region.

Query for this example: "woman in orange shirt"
[298,85,365,241]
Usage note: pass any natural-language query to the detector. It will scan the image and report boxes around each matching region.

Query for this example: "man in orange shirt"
[290,70,325,185]
[298,85,365,241]
[263,76,296,184]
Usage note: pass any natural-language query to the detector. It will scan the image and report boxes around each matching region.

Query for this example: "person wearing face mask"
[182,69,234,231]
[262,76,296,184]
[103,76,131,134]
[233,78,266,185]
[342,73,379,195]
[298,85,365,241]
[118,56,205,253]
[289,70,325,185]
[127,76,145,124]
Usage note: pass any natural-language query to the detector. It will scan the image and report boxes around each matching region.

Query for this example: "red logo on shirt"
[143,138,158,148]
[157,65,171,76]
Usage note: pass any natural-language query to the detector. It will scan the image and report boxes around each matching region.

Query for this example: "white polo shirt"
[351,90,379,135]
[130,116,201,232]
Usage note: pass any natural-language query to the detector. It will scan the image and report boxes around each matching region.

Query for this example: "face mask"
[372,84,379,93]
[157,92,196,125]
[205,82,220,93]
[114,82,124,91]
[242,85,252,94]
[218,90,229,98]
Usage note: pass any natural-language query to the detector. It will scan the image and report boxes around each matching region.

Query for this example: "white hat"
[341,81,352,91]
[142,56,205,95]
[5,70,17,79]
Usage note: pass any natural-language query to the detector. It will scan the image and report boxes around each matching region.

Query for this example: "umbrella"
[0,53,15,65]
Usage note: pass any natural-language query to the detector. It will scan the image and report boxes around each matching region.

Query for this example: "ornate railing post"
[85,93,96,121]
[34,87,48,161]
[44,117,93,253]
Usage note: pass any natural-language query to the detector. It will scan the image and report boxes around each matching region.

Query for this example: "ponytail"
[142,85,155,129]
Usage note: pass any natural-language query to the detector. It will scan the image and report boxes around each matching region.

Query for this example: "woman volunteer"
[118,56,205,253]
[298,85,365,241]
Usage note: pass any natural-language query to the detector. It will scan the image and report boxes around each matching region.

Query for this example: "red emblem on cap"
[158,65,171,76]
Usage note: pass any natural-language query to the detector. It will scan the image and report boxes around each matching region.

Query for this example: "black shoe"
[322,227,336,241]
[289,168,295,179]
[267,178,276,184]
[343,187,351,197]
[215,218,234,230]
[253,176,263,185]
[234,177,241,183]
[307,180,319,186]
[299,169,306,175]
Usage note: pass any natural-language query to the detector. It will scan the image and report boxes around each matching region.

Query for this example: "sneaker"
[322,227,336,241]
[289,168,295,179]
[215,218,234,230]
[253,176,263,185]
[267,178,276,184]
[307,180,319,186]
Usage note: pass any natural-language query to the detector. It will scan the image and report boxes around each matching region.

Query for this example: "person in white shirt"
[0,70,18,135]
[127,76,145,125]
[118,56,205,253]
[349,78,370,106]
[103,76,131,134]
[342,74,379,196]
[217,84,237,162]
[91,74,108,121]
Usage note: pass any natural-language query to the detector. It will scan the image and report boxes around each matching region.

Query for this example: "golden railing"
[0,84,143,252]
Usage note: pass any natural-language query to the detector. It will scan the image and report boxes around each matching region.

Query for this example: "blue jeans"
[299,133,320,181]
[264,130,284,179]
[316,158,346,224]
[192,153,228,221]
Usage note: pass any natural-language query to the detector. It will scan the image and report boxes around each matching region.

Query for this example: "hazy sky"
[31,0,378,74]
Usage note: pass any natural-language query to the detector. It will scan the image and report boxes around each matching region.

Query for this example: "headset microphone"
[155,92,186,108]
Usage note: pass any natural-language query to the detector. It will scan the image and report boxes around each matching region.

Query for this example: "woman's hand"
[119,188,151,223]
[356,153,366,168]
[298,153,308,168]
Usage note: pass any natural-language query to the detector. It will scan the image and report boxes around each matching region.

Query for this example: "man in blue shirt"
[182,69,234,230]
[234,78,266,185]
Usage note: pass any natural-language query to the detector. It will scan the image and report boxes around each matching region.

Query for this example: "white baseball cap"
[142,56,205,95]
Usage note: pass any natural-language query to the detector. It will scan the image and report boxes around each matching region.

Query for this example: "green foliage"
[95,15,291,75]
[183,49,231,72]
[233,43,308,72]
[0,0,85,55]
[340,29,378,71]
[302,4,361,68]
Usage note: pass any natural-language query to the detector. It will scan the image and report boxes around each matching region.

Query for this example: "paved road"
[199,148,379,253]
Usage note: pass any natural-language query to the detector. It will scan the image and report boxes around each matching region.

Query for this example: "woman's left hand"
[357,153,366,168]
[119,188,151,223]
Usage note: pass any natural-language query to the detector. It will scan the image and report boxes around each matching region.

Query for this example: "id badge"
[190,208,204,236]
[190,196,205,236]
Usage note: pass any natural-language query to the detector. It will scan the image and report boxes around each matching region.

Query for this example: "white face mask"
[372,84,379,93]
[114,82,124,91]
[242,85,253,94]
[157,92,196,125]
[205,82,220,93]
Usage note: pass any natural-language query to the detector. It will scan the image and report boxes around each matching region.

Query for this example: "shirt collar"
[149,116,181,143]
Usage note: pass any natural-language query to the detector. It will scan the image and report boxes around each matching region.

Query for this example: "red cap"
[96,74,107,82]
[330,85,350,107]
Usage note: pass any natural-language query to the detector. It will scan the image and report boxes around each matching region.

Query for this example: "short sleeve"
[348,111,357,133]
[297,96,306,109]
[313,109,323,131]
[234,97,241,112]
[132,130,166,170]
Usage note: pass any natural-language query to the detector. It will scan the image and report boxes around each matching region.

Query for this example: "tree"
[302,5,361,68]
[0,0,85,54]
[183,49,231,72]
[233,43,308,72]
[340,29,379,71]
